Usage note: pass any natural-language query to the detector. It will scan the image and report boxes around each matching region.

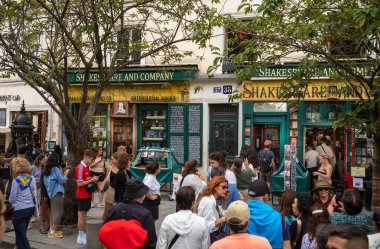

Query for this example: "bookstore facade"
[67,67,203,165]
[242,67,371,189]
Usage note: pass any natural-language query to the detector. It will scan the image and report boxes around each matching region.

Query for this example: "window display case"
[88,110,107,149]
[112,118,133,154]
[141,108,167,148]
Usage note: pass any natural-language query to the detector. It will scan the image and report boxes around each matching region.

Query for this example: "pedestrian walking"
[247,179,290,249]
[301,203,330,249]
[114,153,132,203]
[142,161,161,221]
[210,200,271,249]
[9,157,36,249]
[197,176,229,244]
[327,224,368,249]
[105,179,157,249]
[313,154,333,184]
[290,193,314,249]
[75,149,98,245]
[0,189,6,243]
[30,154,45,223]
[43,153,69,238]
[171,160,206,201]
[89,146,106,207]
[258,140,275,190]
[231,157,255,202]
[39,154,50,234]
[100,153,119,220]
[207,152,228,182]
[157,186,209,249]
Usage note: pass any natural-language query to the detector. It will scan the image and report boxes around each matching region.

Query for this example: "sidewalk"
[2,193,176,249]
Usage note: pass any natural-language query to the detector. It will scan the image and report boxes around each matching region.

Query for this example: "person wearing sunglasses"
[197,176,230,244]
[312,181,342,213]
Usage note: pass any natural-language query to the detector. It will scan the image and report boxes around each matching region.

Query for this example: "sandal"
[40,228,48,234]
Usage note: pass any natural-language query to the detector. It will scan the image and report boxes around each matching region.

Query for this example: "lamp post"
[9,100,35,162]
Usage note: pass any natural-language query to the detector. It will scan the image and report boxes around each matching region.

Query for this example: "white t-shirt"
[303,149,320,168]
[225,169,237,184]
[143,173,160,195]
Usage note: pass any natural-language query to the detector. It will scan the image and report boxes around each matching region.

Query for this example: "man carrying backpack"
[258,140,275,190]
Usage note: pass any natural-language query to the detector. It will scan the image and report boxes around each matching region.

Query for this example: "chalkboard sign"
[170,135,185,164]
[188,105,201,133]
[170,105,184,133]
[188,135,201,163]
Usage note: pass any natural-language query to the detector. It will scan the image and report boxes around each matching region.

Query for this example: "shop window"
[328,104,343,122]
[254,102,287,112]
[0,109,6,126]
[306,103,321,123]
[89,109,107,149]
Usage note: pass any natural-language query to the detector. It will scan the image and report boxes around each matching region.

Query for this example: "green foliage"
[212,0,380,136]
[0,0,219,165]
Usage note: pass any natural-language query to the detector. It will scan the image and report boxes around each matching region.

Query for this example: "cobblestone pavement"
[2,192,176,249]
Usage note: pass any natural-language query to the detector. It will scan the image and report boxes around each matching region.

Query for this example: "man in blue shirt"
[247,179,291,249]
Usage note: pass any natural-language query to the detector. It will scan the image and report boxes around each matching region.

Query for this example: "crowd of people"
[0,141,379,249]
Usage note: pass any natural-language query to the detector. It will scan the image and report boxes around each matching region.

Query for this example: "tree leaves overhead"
[214,0,380,136]
[0,0,220,164]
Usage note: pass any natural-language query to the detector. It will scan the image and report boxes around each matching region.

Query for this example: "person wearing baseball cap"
[104,179,157,249]
[210,200,271,249]
[246,180,290,249]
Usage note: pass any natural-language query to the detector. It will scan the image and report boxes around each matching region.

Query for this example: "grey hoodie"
[156,210,209,249]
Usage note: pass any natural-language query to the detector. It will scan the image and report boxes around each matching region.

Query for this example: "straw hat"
[313,180,334,192]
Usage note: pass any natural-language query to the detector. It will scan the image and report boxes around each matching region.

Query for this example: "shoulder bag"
[291,219,302,249]
[168,234,180,249]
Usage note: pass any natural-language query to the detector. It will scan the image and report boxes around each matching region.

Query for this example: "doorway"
[304,126,345,180]
[253,124,281,166]
[209,104,238,162]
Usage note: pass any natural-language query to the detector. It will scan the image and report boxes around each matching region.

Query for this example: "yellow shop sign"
[242,80,368,101]
[68,83,189,103]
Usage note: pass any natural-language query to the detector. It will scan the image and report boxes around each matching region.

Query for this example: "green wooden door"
[209,104,238,162]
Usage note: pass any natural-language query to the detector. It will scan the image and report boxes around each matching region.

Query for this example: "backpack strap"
[179,174,188,188]
[168,234,180,249]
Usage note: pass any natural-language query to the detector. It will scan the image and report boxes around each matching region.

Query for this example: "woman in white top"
[313,153,333,183]
[197,176,229,243]
[172,160,206,201]
[143,161,161,220]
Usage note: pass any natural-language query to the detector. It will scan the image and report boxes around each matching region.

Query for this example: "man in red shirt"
[75,149,98,245]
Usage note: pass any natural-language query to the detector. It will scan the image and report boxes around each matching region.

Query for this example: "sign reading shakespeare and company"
[68,69,196,84]
[243,80,368,101]
[253,65,374,78]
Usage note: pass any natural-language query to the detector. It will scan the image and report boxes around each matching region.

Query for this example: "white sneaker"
[77,234,85,245]
[91,202,96,208]
[30,217,36,223]
[82,233,87,245]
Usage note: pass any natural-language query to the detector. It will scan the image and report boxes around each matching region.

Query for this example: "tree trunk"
[62,124,90,225]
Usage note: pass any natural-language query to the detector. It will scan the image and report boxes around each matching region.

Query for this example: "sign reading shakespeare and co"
[242,80,368,101]
[68,69,196,84]
[253,65,374,78]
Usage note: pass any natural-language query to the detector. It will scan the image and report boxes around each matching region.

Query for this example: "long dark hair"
[43,153,59,176]
[182,160,198,176]
[281,189,297,217]
[305,203,330,241]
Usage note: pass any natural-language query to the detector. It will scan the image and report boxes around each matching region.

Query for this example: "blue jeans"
[12,207,35,249]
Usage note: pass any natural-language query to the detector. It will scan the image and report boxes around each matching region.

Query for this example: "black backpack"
[259,150,272,172]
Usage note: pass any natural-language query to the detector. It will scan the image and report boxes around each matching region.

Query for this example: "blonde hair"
[319,153,332,164]
[264,140,272,148]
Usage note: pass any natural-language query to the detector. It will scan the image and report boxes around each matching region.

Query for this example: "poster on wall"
[283,144,297,191]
